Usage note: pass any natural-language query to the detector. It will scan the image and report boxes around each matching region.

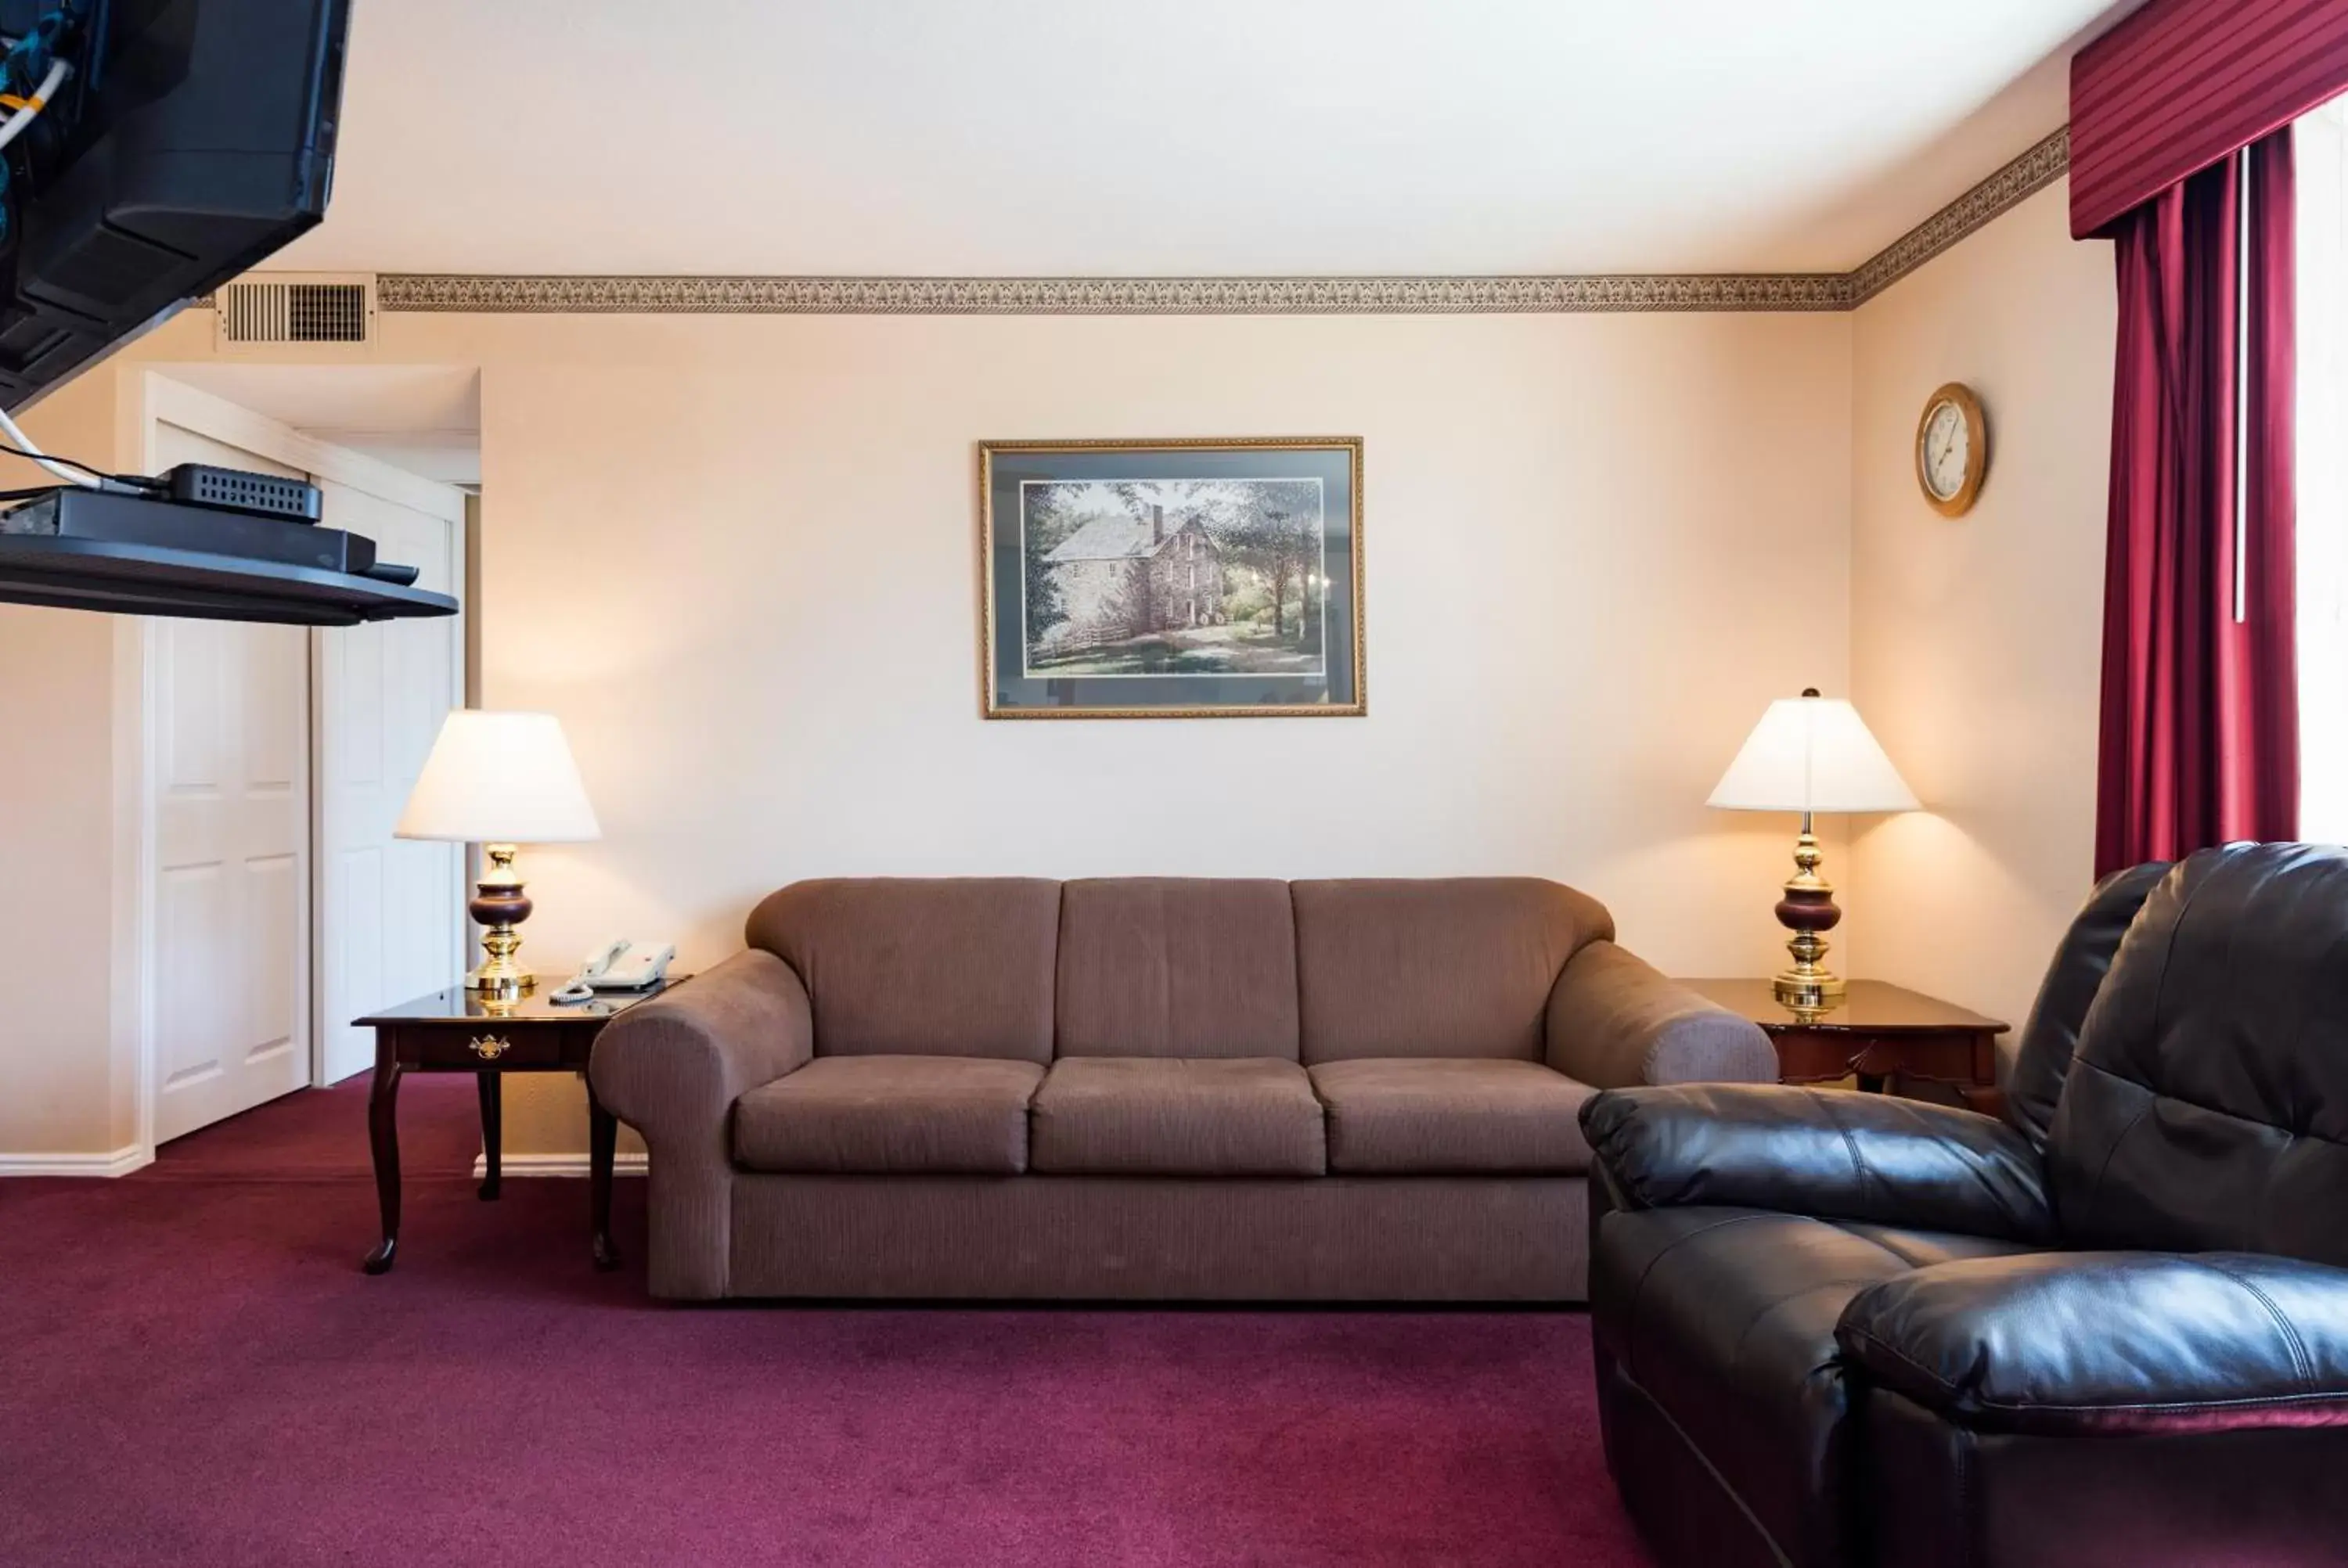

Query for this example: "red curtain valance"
[2072,0,2348,239]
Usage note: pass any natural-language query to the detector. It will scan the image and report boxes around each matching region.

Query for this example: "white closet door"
[312,477,466,1084]
[149,427,312,1142]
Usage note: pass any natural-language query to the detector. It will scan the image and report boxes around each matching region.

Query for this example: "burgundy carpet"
[0,1078,1649,1568]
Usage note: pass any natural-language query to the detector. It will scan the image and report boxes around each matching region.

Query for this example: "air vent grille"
[216,276,376,345]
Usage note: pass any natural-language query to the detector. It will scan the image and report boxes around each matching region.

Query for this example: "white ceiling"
[152,365,478,433]
[150,365,481,485]
[278,1,2139,279]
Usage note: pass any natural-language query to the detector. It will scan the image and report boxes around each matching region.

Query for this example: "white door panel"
[142,402,468,1138]
[313,477,465,1085]
[148,427,312,1142]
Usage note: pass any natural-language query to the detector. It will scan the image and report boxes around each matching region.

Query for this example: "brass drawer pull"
[468,1035,511,1061]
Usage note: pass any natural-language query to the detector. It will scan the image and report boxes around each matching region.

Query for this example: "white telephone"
[549,938,675,1004]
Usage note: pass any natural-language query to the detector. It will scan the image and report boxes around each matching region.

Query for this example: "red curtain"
[2094,129,2299,879]
[2072,0,2348,239]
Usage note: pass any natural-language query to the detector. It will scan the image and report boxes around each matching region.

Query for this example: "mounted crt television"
[0,0,350,406]
[0,0,452,625]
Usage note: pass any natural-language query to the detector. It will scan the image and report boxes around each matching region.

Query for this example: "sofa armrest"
[1579,1082,2056,1243]
[1545,940,1778,1088]
[588,948,813,1298]
[1837,1251,2348,1436]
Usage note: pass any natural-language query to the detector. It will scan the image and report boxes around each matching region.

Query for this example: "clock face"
[1920,399,1969,502]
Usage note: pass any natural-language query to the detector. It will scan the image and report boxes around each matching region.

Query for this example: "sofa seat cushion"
[1030,1058,1325,1176]
[1311,1057,1597,1174]
[733,1056,1044,1175]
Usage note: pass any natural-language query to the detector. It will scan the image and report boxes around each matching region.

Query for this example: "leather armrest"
[1579,1082,2056,1243]
[1545,941,1779,1088]
[1837,1251,2348,1435]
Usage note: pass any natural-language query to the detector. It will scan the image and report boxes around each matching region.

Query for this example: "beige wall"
[2,305,1857,1159]
[0,190,2132,1160]
[459,310,1856,1151]
[0,373,135,1156]
[1845,178,2117,1059]
[5,179,2122,1158]
[468,311,1853,956]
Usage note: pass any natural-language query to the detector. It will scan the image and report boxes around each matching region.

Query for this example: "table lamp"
[1709,688,1918,1013]
[396,710,601,1000]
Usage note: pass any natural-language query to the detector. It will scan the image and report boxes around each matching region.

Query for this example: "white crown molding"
[472,1151,647,1179]
[346,130,2078,319]
[0,1145,153,1178]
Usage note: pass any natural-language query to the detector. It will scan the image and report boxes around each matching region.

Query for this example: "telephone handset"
[549,938,675,1005]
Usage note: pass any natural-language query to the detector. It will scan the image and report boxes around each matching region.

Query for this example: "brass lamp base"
[1772,817,1846,1020]
[464,843,536,999]
[1773,968,1847,1015]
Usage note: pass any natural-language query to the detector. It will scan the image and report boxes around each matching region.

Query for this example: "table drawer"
[1772,1027,1990,1087]
[391,1023,587,1070]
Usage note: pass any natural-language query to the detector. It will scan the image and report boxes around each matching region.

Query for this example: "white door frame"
[116,372,469,1159]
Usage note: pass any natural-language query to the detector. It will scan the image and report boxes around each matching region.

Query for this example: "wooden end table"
[1680,979,2008,1113]
[351,980,677,1275]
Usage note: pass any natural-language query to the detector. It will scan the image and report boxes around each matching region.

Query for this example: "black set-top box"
[3,484,375,574]
[162,462,326,522]
[0,485,452,624]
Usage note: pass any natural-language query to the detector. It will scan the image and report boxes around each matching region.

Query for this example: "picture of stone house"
[1014,474,1328,680]
[1041,502,1225,646]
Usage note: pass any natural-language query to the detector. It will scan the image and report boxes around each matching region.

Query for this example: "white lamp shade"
[395,710,602,844]
[1708,694,1920,815]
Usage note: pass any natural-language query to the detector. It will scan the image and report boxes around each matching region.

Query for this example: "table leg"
[476,1072,502,1202]
[362,1052,403,1275]
[1851,1038,1889,1094]
[589,1086,620,1271]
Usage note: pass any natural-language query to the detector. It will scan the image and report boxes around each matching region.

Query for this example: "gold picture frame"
[978,437,1366,719]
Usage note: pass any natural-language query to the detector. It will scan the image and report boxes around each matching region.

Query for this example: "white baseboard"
[0,1145,154,1178]
[471,1151,648,1179]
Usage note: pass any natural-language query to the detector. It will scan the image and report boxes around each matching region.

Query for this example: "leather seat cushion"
[1592,1205,2035,1568]
[1837,1250,2348,1437]
[1030,1057,1325,1176]
[733,1056,1044,1174]
[1309,1057,1596,1174]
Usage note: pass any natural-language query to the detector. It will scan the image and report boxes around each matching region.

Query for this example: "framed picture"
[978,437,1365,718]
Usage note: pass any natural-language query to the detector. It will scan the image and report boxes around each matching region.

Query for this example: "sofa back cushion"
[745,878,1061,1062]
[1291,878,1612,1063]
[2047,843,2348,1267]
[2003,859,2170,1151]
[1055,878,1299,1059]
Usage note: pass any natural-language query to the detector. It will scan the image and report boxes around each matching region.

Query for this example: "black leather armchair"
[1580,845,2348,1568]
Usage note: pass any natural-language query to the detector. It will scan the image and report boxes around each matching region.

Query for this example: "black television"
[0,0,452,625]
[0,0,351,408]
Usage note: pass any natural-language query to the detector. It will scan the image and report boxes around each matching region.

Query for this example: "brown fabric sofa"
[591,876,1777,1301]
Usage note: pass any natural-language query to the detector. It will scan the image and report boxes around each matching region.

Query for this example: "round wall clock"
[1915,383,1988,516]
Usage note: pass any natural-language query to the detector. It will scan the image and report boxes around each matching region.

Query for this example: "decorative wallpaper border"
[372,270,1856,315]
[1845,125,2070,305]
[362,128,2069,318]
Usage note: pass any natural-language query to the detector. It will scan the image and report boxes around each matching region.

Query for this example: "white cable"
[0,56,67,154]
[0,403,102,489]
